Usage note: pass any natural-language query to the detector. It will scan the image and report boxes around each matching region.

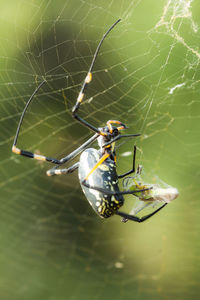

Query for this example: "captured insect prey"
[12,19,174,223]
[121,165,179,222]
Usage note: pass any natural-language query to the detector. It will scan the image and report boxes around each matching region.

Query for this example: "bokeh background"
[1,0,200,299]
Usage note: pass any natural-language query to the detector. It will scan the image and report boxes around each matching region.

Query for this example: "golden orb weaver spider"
[12,19,167,222]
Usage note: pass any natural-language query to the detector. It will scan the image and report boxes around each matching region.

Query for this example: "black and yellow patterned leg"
[72,19,121,136]
[11,80,62,164]
[46,162,79,176]
[12,145,62,164]
[12,133,98,165]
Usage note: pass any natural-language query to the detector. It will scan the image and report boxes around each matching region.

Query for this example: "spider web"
[1,0,200,299]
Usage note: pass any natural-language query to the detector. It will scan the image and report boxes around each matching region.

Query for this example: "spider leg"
[11,80,64,163]
[53,133,98,165]
[12,80,46,146]
[81,180,152,196]
[118,145,136,179]
[11,56,100,165]
[116,203,168,223]
[47,162,79,176]
[12,129,98,165]
[72,19,121,136]
[102,134,141,148]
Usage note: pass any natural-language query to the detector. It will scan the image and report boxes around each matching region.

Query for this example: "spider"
[12,19,167,222]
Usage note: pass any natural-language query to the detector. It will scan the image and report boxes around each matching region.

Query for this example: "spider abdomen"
[78,148,124,218]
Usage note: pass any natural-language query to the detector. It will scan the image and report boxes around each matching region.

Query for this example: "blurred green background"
[1,0,200,299]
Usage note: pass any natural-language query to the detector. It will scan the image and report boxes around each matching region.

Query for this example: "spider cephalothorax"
[97,120,128,151]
